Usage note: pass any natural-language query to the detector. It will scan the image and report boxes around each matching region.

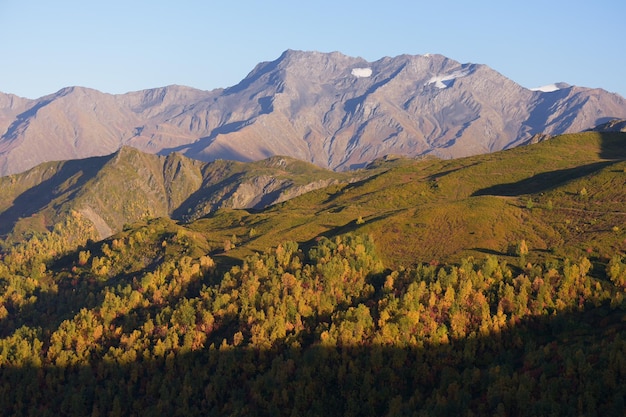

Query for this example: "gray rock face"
[589,119,626,132]
[2,50,626,176]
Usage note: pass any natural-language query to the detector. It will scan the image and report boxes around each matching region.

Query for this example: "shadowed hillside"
[2,307,625,417]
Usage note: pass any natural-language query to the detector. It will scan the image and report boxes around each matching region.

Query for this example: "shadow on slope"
[1,305,624,417]
[598,131,626,160]
[472,161,614,197]
[0,154,113,236]
[523,88,576,136]
[473,132,626,197]
[1,96,57,143]
[171,171,247,221]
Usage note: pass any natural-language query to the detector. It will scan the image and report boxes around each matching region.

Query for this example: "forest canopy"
[0,218,625,416]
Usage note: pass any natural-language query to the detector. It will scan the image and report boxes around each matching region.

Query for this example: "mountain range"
[2,49,626,176]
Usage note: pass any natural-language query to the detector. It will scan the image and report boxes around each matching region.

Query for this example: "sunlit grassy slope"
[188,132,626,267]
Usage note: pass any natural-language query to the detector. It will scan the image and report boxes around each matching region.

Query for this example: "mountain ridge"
[0,146,353,242]
[2,50,626,176]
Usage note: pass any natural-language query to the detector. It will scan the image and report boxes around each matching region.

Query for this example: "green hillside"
[0,147,351,242]
[0,132,625,416]
[192,132,626,267]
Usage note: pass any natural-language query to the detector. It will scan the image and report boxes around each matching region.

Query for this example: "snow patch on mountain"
[425,68,472,89]
[530,82,570,92]
[352,67,373,78]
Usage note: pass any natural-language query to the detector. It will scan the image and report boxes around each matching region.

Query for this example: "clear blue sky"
[1,0,624,99]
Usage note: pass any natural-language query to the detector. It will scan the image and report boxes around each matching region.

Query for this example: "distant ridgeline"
[2,50,626,177]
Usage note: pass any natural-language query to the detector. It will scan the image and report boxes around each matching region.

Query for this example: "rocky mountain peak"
[1,50,626,176]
